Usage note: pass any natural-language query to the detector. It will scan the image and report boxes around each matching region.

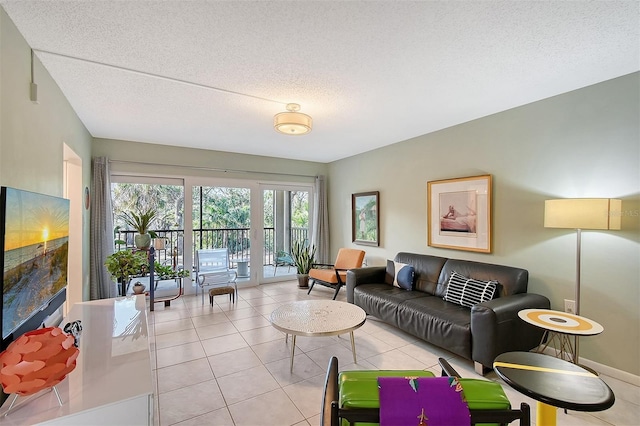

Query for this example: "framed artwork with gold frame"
[427,175,492,253]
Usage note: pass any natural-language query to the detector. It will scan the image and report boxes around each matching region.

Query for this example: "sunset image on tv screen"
[2,188,70,339]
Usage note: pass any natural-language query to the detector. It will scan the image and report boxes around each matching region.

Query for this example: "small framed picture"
[427,175,492,253]
[352,191,379,246]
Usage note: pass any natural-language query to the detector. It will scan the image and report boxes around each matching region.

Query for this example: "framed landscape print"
[352,191,379,246]
[427,175,492,253]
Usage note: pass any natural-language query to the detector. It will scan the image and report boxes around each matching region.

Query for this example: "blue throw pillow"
[386,260,415,290]
[395,263,415,290]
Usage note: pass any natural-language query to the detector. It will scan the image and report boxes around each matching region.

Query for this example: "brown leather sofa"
[346,252,550,374]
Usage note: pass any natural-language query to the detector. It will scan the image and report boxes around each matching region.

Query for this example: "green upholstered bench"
[322,357,530,426]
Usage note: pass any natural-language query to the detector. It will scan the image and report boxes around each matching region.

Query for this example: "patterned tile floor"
[148,281,640,426]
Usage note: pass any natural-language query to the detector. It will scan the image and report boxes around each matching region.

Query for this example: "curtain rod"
[108,159,318,179]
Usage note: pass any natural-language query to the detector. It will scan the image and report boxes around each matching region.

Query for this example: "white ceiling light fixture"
[274,103,312,135]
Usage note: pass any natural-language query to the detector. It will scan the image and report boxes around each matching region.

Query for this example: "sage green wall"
[4,2,637,376]
[91,138,328,182]
[0,8,93,300]
[328,73,640,376]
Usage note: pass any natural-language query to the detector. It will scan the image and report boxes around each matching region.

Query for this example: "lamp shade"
[544,198,622,230]
[0,327,78,396]
[274,103,312,135]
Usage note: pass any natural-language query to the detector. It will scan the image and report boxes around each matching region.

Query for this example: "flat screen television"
[0,186,70,351]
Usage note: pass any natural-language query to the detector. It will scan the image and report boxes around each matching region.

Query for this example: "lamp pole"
[574,228,582,364]
[575,228,582,316]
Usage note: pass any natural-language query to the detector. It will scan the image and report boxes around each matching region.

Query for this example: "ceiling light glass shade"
[544,198,622,230]
[274,103,312,135]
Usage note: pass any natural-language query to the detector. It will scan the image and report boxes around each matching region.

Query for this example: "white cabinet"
[0,296,153,425]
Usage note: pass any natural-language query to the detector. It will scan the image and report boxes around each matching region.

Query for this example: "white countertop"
[0,295,153,424]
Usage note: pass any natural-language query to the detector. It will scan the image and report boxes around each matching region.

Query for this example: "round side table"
[494,352,614,426]
[518,309,603,364]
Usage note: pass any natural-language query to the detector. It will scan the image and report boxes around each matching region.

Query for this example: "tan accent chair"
[308,248,365,299]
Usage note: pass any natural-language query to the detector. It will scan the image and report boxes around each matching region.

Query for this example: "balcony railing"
[115,227,308,268]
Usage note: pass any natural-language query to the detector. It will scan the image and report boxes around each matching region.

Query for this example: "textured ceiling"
[2,1,638,163]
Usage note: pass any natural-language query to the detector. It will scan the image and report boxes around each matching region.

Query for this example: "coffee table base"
[286,331,358,372]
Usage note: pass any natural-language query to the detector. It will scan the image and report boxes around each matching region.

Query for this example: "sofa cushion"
[395,252,448,295]
[443,271,497,308]
[437,259,528,297]
[385,260,415,290]
[353,284,426,327]
[396,296,472,359]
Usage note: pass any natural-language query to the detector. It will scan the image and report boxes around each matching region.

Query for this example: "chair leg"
[307,280,315,295]
[332,284,342,300]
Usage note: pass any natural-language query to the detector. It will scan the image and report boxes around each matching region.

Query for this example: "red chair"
[307,248,365,299]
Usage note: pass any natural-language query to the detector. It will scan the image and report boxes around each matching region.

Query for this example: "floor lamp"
[544,198,621,363]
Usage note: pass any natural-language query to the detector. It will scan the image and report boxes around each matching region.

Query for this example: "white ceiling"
[2,1,638,163]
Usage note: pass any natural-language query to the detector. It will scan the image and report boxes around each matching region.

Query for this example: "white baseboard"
[580,357,640,387]
[541,347,640,386]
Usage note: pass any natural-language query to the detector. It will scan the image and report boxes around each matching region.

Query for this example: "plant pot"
[132,282,146,294]
[297,274,309,289]
[153,238,166,250]
[134,233,151,250]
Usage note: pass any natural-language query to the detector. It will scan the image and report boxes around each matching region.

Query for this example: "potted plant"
[291,240,317,288]
[120,208,156,249]
[104,250,148,296]
[153,262,190,280]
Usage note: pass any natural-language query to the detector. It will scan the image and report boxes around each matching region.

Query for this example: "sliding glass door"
[111,175,313,290]
[261,185,312,282]
[110,176,185,296]
[192,185,253,282]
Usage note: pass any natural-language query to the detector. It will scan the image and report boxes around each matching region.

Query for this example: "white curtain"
[311,175,330,263]
[89,157,116,299]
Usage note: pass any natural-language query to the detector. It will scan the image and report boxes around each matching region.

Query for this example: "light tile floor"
[149,281,640,426]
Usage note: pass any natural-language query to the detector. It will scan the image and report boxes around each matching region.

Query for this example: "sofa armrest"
[471,293,550,369]
[346,266,386,303]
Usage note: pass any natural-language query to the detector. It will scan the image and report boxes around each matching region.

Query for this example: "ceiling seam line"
[108,159,317,179]
[32,48,285,105]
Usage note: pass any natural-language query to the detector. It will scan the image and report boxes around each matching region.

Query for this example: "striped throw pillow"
[443,271,497,307]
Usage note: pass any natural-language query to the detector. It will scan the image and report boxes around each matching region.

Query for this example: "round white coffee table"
[270,300,366,372]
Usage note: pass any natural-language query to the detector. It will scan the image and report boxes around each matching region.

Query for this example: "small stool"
[209,286,235,305]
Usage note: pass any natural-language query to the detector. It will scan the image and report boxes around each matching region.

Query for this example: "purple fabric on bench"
[378,376,470,426]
